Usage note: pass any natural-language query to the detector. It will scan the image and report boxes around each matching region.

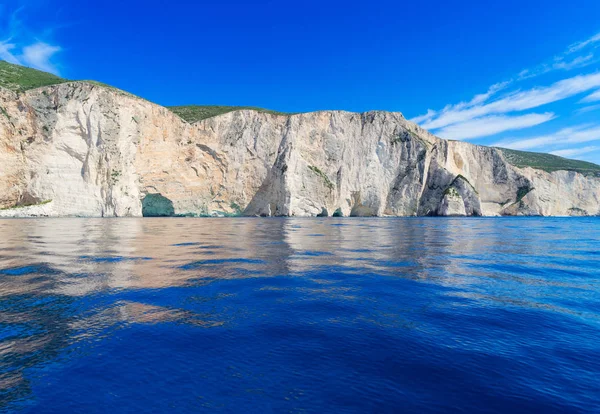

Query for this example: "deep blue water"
[0,218,599,413]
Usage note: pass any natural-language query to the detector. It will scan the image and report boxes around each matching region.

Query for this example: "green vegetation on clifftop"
[497,148,600,176]
[0,61,140,99]
[0,60,68,92]
[168,105,294,123]
[1,60,599,176]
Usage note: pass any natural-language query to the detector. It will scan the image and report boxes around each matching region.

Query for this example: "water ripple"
[0,217,598,413]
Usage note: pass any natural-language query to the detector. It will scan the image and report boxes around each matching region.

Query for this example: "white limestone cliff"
[1,82,599,217]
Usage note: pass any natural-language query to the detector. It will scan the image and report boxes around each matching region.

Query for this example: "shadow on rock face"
[142,194,175,217]
[350,204,376,217]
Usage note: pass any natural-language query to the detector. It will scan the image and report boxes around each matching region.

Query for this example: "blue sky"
[2,0,600,164]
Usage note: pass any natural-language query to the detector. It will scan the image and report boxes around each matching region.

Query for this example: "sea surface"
[0,218,599,413]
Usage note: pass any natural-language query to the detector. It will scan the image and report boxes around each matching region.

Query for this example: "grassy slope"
[168,105,294,123]
[1,60,599,175]
[497,148,600,177]
[0,60,68,91]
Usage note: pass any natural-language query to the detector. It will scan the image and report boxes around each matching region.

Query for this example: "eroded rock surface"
[1,83,599,217]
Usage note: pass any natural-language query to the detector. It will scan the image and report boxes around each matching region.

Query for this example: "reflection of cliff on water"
[0,218,512,297]
[0,264,75,409]
[1,217,583,410]
[1,217,554,296]
[1,217,598,412]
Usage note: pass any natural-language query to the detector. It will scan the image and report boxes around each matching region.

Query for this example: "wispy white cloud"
[518,54,597,80]
[494,124,600,150]
[518,59,593,81]
[568,32,600,54]
[0,6,63,75]
[575,103,600,114]
[20,42,61,74]
[410,109,436,124]
[411,81,509,126]
[551,146,600,158]
[417,72,600,131]
[553,54,596,70]
[580,89,600,103]
[518,31,600,80]
[436,113,555,140]
[0,39,62,75]
[422,31,600,165]
[411,30,600,149]
[0,40,19,64]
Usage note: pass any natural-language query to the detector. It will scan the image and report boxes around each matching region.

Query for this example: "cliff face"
[1,82,599,217]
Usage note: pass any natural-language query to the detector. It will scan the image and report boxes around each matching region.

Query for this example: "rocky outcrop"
[1,82,599,217]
